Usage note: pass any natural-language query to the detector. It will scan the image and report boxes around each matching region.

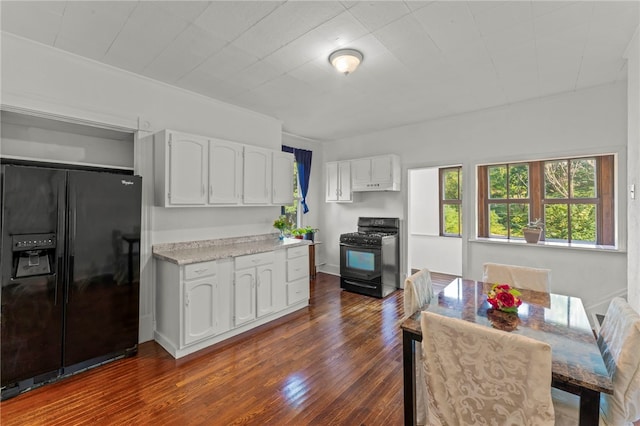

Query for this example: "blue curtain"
[282,145,312,213]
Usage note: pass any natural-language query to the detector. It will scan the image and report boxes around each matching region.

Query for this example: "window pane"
[489,203,508,237]
[443,169,459,200]
[509,204,529,237]
[509,164,529,199]
[571,158,596,198]
[545,204,568,242]
[443,204,460,235]
[545,160,568,199]
[571,204,596,243]
[489,166,506,199]
[283,161,299,226]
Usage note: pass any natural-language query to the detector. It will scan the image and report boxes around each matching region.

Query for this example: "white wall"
[1,34,283,342]
[626,28,640,312]
[320,82,628,320]
[1,117,133,169]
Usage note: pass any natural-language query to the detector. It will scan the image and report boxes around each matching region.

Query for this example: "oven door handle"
[339,243,381,249]
[343,279,378,290]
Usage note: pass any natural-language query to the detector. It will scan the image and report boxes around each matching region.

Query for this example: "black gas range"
[339,217,400,298]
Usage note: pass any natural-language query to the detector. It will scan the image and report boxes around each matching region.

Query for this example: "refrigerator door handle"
[56,177,66,307]
[66,191,77,304]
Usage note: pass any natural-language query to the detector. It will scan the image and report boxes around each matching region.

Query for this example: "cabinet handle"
[339,189,343,196]
[201,184,205,196]
[185,294,190,307]
[195,268,208,274]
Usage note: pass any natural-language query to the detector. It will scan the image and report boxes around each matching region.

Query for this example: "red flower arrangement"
[487,284,522,313]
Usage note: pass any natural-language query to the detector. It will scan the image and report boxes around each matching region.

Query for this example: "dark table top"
[401,278,613,395]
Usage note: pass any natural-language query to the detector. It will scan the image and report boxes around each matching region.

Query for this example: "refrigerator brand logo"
[121,180,134,186]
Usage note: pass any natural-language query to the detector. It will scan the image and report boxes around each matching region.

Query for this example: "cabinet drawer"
[287,278,309,305]
[235,251,274,269]
[184,260,217,280]
[287,256,308,282]
[287,245,308,259]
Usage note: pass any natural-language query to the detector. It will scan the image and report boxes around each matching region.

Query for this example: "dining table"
[400,278,613,426]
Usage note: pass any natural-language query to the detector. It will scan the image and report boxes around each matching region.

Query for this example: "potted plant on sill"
[524,218,544,244]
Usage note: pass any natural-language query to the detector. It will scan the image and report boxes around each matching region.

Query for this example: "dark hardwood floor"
[1,271,458,426]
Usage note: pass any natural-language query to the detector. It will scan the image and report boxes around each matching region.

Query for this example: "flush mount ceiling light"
[328,48,363,75]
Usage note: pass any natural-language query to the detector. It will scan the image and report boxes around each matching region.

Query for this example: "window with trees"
[281,160,300,227]
[477,155,614,246]
[440,166,462,237]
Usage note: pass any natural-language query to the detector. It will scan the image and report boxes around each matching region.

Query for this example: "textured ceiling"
[1,1,638,141]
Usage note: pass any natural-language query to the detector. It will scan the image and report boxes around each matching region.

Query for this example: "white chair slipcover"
[553,297,640,426]
[403,269,434,320]
[403,269,434,425]
[482,262,551,293]
[420,311,555,426]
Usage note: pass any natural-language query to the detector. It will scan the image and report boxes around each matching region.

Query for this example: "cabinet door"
[168,132,208,205]
[351,158,371,189]
[371,156,393,184]
[326,162,339,201]
[209,139,242,204]
[184,276,218,345]
[256,264,275,318]
[234,268,256,326]
[272,152,294,205]
[287,277,310,306]
[243,146,272,204]
[338,161,352,201]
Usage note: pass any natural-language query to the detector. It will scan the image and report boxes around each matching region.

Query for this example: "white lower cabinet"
[155,259,232,357]
[184,275,219,345]
[155,245,310,359]
[234,252,277,326]
[234,267,256,326]
[286,246,309,305]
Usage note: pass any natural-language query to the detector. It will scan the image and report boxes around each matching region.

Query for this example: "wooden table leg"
[403,329,416,426]
[579,388,600,426]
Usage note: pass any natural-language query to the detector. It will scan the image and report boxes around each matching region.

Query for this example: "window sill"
[470,237,624,253]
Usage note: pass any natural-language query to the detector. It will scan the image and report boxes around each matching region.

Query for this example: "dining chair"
[403,268,434,320]
[420,311,555,425]
[482,262,551,292]
[403,268,434,426]
[553,297,640,426]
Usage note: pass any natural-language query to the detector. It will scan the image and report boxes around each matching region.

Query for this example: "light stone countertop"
[152,233,311,265]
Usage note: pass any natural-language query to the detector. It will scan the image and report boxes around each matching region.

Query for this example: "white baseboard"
[318,264,340,276]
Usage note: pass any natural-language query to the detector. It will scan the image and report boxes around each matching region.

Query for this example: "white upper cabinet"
[209,138,243,205]
[351,154,401,192]
[326,161,352,202]
[154,130,208,206]
[154,129,297,207]
[243,146,272,204]
[272,151,294,205]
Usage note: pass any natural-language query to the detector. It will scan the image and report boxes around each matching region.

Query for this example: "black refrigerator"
[0,164,142,399]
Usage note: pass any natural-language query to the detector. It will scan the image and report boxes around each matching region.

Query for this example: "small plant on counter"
[273,215,290,231]
[273,215,291,240]
[291,226,318,240]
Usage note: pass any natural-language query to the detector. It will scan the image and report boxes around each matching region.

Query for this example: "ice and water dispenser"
[11,233,56,278]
